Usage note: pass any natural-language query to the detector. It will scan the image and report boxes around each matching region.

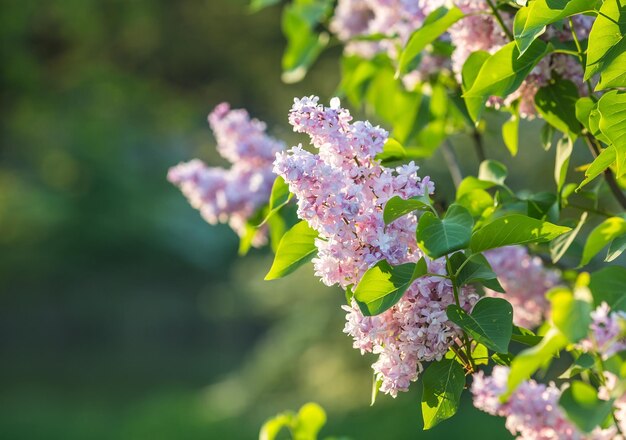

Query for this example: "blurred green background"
[3,0,606,438]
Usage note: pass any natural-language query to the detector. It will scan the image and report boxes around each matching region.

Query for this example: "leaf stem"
[486,0,514,41]
[446,256,476,372]
[568,17,594,96]
[583,134,626,210]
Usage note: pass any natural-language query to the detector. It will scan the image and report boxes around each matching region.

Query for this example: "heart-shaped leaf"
[421,359,465,430]
[449,252,504,292]
[354,258,427,316]
[265,221,318,280]
[383,195,432,225]
[417,204,473,258]
[447,297,513,353]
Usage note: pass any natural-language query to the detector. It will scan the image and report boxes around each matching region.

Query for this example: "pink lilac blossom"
[275,96,478,396]
[472,366,617,439]
[484,246,560,329]
[578,302,626,359]
[601,372,626,437]
[329,0,448,86]
[168,103,284,246]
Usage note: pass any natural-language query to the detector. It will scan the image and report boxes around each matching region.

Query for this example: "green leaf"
[447,297,513,353]
[371,373,382,406]
[473,343,490,366]
[525,192,559,222]
[267,209,288,254]
[281,2,330,83]
[383,195,432,225]
[397,6,464,76]
[541,122,556,151]
[478,160,508,185]
[575,97,595,132]
[576,145,617,190]
[456,189,494,218]
[550,211,588,263]
[421,359,466,430]
[559,381,614,433]
[417,204,474,258]
[506,328,567,396]
[258,176,293,227]
[511,326,543,346]
[464,41,551,121]
[607,234,626,262]
[354,258,427,316]
[456,176,495,199]
[502,110,519,156]
[534,78,581,137]
[597,91,626,176]
[588,105,611,144]
[589,266,626,312]
[461,51,491,122]
[292,402,327,439]
[376,137,407,164]
[265,221,318,280]
[548,286,593,342]
[492,352,514,366]
[259,412,294,440]
[239,208,266,256]
[560,353,596,378]
[586,0,626,88]
[581,216,626,266]
[449,252,504,292]
[554,136,573,192]
[470,214,571,253]
[514,0,599,55]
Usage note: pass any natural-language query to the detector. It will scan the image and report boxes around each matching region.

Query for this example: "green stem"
[451,344,471,369]
[568,17,594,96]
[442,141,463,189]
[446,256,476,372]
[486,0,514,41]
[472,130,487,163]
[552,48,582,57]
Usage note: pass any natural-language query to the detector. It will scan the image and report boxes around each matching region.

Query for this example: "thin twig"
[486,0,514,41]
[441,140,463,188]
[472,130,487,163]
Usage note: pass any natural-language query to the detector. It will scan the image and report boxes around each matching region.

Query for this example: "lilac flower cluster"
[484,246,560,329]
[472,366,617,439]
[578,302,626,359]
[329,0,448,87]
[274,96,478,396]
[168,103,284,246]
